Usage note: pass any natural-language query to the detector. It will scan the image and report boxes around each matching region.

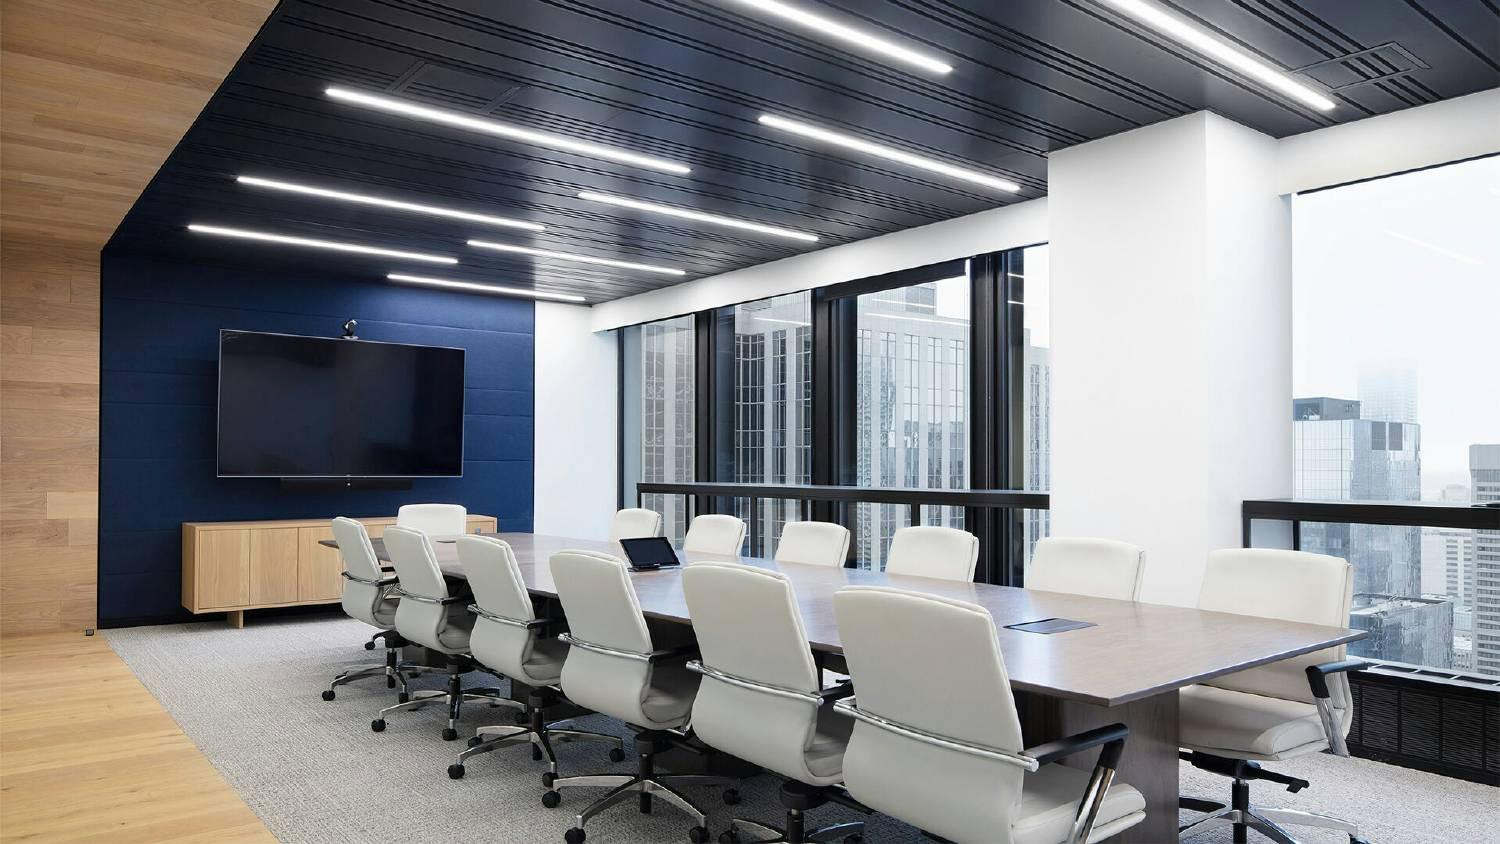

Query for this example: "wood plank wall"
[1,0,276,636]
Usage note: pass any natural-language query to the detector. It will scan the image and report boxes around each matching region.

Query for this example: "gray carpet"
[106,616,1496,843]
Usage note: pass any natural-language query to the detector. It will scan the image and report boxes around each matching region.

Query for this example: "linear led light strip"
[759,115,1020,193]
[1099,0,1335,112]
[326,87,691,175]
[577,191,818,243]
[237,176,542,231]
[468,240,684,276]
[719,0,952,76]
[388,273,585,302]
[187,224,456,264]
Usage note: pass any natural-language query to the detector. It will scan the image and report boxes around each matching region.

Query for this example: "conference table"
[334,531,1364,843]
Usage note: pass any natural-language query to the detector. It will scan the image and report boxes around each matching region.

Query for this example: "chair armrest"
[1305,659,1366,757]
[342,571,398,587]
[1305,659,1368,699]
[1023,723,1129,769]
[818,679,854,703]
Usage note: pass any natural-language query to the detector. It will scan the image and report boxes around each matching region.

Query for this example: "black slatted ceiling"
[106,0,1500,303]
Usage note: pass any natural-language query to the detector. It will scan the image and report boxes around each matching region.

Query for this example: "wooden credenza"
[182,515,498,626]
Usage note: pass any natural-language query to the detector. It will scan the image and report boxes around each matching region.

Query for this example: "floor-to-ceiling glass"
[620,315,696,543]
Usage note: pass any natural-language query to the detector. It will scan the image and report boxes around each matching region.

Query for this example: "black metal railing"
[637,481,1049,581]
[1242,498,1499,548]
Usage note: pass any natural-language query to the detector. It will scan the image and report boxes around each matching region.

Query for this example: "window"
[621,315,695,542]
[1017,245,1052,574]
[1291,155,1500,674]
[851,273,970,569]
[712,291,812,552]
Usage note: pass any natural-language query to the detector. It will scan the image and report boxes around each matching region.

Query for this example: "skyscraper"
[1024,332,1051,564]
[1357,362,1418,424]
[1470,444,1500,676]
[1293,396,1446,665]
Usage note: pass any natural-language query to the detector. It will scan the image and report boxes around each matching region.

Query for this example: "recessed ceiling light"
[1097,0,1335,112]
[187,224,456,264]
[576,191,818,243]
[236,176,543,231]
[758,114,1020,193]
[467,240,684,276]
[718,0,952,76]
[388,273,586,302]
[326,87,692,175]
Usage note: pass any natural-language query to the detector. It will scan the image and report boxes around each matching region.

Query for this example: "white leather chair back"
[683,514,747,555]
[396,503,467,536]
[833,585,1027,843]
[884,525,979,581]
[549,550,667,726]
[332,517,393,627]
[682,563,843,785]
[459,535,544,682]
[774,521,851,568]
[1026,537,1146,601]
[1199,549,1354,719]
[384,525,459,653]
[610,508,663,542]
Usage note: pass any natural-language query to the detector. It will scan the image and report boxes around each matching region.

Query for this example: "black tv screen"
[217,330,465,477]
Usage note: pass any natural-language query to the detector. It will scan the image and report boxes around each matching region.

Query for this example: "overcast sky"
[1292,155,1500,498]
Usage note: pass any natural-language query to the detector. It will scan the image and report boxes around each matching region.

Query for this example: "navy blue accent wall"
[98,252,534,626]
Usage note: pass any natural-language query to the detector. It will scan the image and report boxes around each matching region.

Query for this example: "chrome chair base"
[452,718,622,778]
[372,682,523,739]
[552,772,731,841]
[721,817,864,843]
[1180,797,1365,844]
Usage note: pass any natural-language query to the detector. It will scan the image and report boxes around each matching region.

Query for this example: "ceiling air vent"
[1294,42,1429,91]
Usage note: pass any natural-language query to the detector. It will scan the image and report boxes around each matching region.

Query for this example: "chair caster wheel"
[371,719,386,732]
[608,747,625,763]
[563,827,584,843]
[719,829,741,844]
[447,764,465,779]
[689,827,710,843]
[542,772,556,788]
[364,641,376,651]
[467,736,483,747]
[321,690,335,701]
[532,744,543,760]
[398,692,410,704]
[544,791,563,809]
[442,728,459,741]
[721,787,740,805]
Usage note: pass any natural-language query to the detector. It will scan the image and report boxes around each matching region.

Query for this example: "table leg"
[1019,689,1180,844]
[226,610,244,629]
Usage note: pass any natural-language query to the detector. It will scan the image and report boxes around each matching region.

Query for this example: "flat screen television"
[217,330,465,478]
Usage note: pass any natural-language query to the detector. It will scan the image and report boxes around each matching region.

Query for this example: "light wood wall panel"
[1,0,275,635]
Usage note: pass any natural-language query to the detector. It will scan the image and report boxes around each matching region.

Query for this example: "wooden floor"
[0,632,274,843]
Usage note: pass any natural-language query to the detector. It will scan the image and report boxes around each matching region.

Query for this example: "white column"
[1048,112,1291,606]
[534,301,618,540]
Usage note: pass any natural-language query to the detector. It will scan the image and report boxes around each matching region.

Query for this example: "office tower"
[638,319,696,543]
[1350,594,1454,667]
[1024,333,1051,564]
[1358,362,1418,424]
[1471,444,1500,676]
[1293,397,1436,663]
[853,283,969,568]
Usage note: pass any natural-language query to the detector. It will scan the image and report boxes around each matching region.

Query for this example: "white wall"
[533,301,617,540]
[1277,87,1500,194]
[590,197,1047,331]
[1048,112,1291,606]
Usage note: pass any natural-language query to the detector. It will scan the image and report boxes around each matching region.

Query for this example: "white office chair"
[682,562,866,844]
[610,508,664,542]
[1178,549,1368,844]
[446,535,622,780]
[321,517,417,702]
[397,502,468,536]
[683,513,747,556]
[831,585,1146,844]
[1026,538,1146,601]
[883,525,978,581]
[774,521,851,568]
[371,525,517,740]
[545,549,732,844]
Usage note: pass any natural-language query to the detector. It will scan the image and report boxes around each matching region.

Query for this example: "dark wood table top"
[325,531,1364,707]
